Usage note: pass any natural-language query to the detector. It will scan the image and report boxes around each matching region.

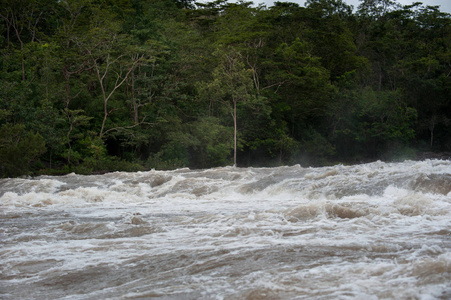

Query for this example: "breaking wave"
[1,159,450,299]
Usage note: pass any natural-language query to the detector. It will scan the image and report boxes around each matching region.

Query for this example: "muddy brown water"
[1,160,450,299]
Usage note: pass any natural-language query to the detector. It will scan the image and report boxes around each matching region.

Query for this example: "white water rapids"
[1,160,450,299]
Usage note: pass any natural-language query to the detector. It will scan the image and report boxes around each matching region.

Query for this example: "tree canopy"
[0,0,450,176]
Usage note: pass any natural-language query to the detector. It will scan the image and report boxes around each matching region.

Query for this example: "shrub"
[0,123,46,177]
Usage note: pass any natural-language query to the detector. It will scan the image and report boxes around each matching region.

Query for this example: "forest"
[0,0,450,177]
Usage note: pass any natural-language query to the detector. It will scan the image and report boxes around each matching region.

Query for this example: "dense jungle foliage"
[0,0,450,177]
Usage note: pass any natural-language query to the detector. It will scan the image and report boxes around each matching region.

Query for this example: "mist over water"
[1,160,450,299]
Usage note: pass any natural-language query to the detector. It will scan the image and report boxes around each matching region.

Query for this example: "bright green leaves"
[209,48,254,106]
[197,47,255,166]
[187,116,233,167]
[357,88,417,142]
[272,38,328,88]
[214,2,269,47]
[268,38,334,135]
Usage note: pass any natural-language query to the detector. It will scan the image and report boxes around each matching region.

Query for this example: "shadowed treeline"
[0,0,450,176]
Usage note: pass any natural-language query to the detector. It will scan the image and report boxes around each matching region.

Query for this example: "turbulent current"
[1,160,451,299]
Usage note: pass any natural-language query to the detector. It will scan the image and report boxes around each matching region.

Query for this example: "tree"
[198,47,254,166]
[0,0,450,174]
[0,0,56,84]
[357,0,401,20]
[332,87,417,160]
[267,38,333,138]
[0,123,46,177]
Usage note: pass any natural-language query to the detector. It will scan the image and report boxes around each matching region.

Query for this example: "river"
[1,160,450,299]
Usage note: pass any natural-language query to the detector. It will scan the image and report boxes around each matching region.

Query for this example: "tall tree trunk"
[429,122,435,148]
[233,99,237,167]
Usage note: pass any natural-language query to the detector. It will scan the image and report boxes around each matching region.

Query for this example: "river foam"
[1,160,450,299]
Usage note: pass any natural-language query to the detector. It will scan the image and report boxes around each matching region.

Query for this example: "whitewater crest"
[1,160,450,299]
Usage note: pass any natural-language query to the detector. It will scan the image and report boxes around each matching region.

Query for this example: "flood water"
[1,160,450,299]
